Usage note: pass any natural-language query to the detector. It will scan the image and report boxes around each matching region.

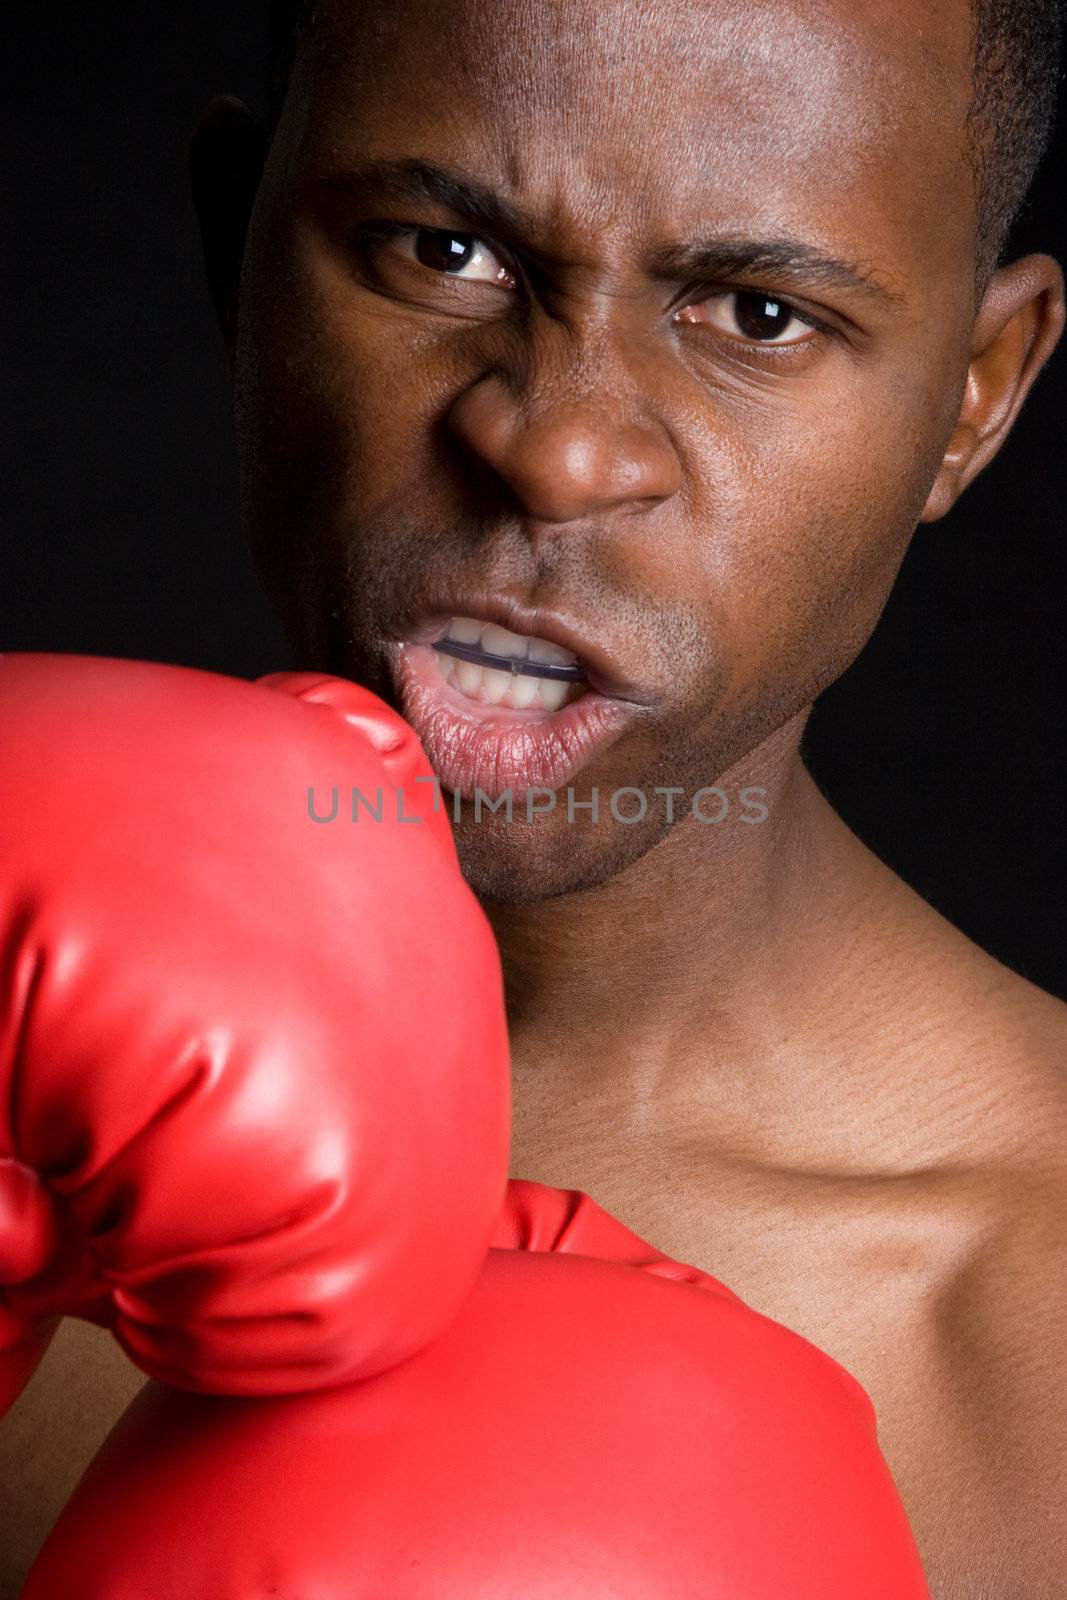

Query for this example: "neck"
[482,714,882,1127]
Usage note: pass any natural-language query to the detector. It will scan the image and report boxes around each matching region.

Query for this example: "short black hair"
[268,0,1062,282]
[968,0,1062,278]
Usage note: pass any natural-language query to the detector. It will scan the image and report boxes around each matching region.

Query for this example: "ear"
[188,96,268,380]
[919,254,1065,523]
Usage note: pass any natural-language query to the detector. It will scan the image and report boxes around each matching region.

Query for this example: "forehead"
[289,0,976,284]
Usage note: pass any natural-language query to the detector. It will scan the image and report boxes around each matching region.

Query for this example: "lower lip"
[392,643,637,802]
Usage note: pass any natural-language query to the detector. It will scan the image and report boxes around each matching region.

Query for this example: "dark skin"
[1,1,1064,1595]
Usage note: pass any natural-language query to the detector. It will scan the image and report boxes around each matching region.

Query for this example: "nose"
[446,350,682,524]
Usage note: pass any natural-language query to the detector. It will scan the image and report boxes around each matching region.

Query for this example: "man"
[1,0,1064,1595]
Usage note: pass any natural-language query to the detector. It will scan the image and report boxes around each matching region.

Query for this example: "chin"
[452,802,671,906]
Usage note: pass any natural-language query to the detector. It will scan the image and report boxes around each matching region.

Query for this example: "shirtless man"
[2,0,1064,1595]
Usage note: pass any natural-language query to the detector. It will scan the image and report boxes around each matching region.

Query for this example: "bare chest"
[509,1144,1067,1597]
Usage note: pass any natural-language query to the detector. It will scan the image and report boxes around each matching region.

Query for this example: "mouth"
[385,605,647,802]
[403,602,646,703]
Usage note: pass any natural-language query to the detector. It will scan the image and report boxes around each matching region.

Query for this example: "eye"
[674,290,820,347]
[380,226,515,287]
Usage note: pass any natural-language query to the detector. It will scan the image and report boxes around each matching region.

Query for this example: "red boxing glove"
[23,1183,929,1598]
[495,1176,747,1299]
[0,653,510,1410]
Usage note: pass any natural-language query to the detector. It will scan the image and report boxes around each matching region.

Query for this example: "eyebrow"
[319,158,528,246]
[318,158,902,307]
[648,237,903,307]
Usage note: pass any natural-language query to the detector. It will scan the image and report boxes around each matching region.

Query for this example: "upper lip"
[392,591,650,705]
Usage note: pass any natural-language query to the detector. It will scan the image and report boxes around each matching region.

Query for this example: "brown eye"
[406,228,513,286]
[414,230,477,272]
[675,290,818,346]
[733,293,802,341]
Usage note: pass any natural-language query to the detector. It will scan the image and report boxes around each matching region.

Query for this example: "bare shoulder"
[954,958,1067,1393]
[0,1319,145,1598]
[865,852,1067,1164]
[859,962,1067,1594]
[963,943,1067,1165]
[914,1134,1067,1598]
[912,945,1067,1594]
[981,951,1067,1153]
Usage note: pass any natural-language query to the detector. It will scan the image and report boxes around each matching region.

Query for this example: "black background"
[2,4,1064,995]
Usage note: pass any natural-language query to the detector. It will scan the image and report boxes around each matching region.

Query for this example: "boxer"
[4,0,1066,1593]
[1,656,927,1594]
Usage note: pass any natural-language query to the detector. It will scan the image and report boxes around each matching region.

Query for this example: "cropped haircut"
[268,0,1062,282]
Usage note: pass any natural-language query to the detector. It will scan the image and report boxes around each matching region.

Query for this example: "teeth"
[480,623,530,659]
[508,674,541,710]
[534,678,575,710]
[528,637,578,667]
[445,616,580,669]
[434,651,579,712]
[532,678,571,711]
[448,618,484,645]
[480,666,513,706]
[454,660,484,697]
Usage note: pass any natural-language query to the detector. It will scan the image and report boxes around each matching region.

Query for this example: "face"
[215,0,1045,902]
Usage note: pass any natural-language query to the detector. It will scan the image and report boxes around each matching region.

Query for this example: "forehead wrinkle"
[315,155,903,308]
[648,235,904,305]
[296,0,977,286]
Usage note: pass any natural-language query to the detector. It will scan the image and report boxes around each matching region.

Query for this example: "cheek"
[236,218,449,541]
[679,368,954,723]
